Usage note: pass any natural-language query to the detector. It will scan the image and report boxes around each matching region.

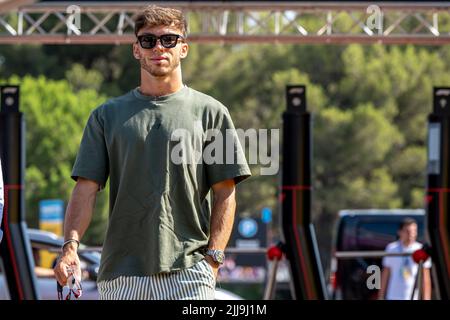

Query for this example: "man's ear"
[133,42,141,60]
[180,42,189,59]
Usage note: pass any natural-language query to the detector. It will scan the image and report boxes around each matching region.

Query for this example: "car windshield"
[356,219,424,250]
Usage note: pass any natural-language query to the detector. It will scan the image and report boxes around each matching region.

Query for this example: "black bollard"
[281,85,327,299]
[426,87,450,300]
[0,85,39,300]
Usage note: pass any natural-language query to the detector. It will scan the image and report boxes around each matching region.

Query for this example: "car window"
[356,219,424,250]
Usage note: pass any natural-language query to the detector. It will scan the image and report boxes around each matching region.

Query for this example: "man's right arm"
[53,177,99,286]
[422,267,432,300]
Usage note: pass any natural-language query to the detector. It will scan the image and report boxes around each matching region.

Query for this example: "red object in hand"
[267,245,283,261]
[412,249,429,263]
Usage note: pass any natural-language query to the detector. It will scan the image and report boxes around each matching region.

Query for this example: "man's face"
[399,223,418,245]
[133,25,189,78]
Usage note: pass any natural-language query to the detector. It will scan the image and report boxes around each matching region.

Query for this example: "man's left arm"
[206,178,236,277]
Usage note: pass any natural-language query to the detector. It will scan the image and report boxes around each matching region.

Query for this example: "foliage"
[0,75,109,245]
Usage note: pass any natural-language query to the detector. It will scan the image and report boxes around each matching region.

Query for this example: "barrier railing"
[334,247,432,300]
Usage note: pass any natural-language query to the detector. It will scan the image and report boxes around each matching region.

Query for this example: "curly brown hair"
[134,5,188,38]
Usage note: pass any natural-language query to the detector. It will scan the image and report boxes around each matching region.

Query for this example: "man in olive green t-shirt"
[54,5,251,300]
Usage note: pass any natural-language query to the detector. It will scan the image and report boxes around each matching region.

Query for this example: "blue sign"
[238,218,258,238]
[261,207,272,224]
[39,199,64,222]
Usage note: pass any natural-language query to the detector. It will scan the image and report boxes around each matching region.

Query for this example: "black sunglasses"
[137,33,185,49]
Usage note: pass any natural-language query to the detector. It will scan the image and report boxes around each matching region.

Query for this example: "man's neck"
[139,69,184,97]
[400,240,414,247]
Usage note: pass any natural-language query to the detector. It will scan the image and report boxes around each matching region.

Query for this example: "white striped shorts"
[97,259,216,300]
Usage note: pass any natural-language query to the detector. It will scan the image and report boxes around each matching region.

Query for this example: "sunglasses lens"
[139,35,157,48]
[160,35,179,48]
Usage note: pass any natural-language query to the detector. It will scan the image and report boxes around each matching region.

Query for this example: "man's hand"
[54,177,99,286]
[204,255,220,279]
[54,242,82,287]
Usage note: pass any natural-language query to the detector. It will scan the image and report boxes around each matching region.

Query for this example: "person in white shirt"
[379,218,432,300]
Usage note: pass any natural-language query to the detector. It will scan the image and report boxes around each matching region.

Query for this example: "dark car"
[329,209,426,300]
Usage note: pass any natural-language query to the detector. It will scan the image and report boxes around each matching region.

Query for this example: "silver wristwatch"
[205,249,225,265]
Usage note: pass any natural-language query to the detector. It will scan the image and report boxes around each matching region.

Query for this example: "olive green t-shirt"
[72,85,251,282]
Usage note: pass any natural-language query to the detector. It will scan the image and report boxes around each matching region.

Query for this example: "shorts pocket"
[202,259,216,282]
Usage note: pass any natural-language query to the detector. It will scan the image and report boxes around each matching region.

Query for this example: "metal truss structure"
[0,1,449,45]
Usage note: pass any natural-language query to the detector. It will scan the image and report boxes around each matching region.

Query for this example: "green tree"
[0,75,109,245]
[65,63,103,93]
[337,44,450,210]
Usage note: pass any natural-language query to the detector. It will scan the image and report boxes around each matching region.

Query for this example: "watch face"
[214,251,225,264]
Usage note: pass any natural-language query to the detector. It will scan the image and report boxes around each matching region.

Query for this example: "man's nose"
[153,40,165,51]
